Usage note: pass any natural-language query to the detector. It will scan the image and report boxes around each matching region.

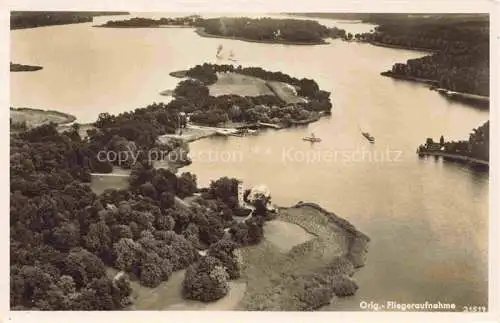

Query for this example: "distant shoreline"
[94,24,195,29]
[10,63,43,72]
[380,71,489,107]
[367,41,436,53]
[194,27,330,46]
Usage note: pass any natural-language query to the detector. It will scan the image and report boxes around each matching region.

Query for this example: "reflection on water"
[10,13,489,311]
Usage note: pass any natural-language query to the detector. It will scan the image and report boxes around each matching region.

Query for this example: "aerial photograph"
[9,11,490,312]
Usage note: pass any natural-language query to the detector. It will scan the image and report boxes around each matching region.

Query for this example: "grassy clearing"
[208,72,306,106]
[106,266,247,310]
[209,72,275,97]
[264,220,316,252]
[89,171,130,195]
[266,81,306,104]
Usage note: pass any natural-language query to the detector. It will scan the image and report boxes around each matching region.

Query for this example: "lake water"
[10,13,489,311]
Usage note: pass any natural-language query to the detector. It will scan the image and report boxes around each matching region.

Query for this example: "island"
[98,16,348,44]
[417,121,489,168]
[165,63,332,129]
[10,11,129,30]
[353,14,489,108]
[10,62,43,72]
[95,16,201,28]
[10,65,368,311]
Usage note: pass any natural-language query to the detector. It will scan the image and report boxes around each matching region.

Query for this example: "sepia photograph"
[5,2,498,319]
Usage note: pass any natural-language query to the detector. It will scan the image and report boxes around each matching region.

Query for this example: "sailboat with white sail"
[215,44,237,62]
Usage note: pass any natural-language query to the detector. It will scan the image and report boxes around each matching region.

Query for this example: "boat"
[230,128,258,137]
[215,128,239,136]
[216,44,223,59]
[303,137,322,142]
[228,50,237,62]
[362,132,375,143]
[302,132,321,142]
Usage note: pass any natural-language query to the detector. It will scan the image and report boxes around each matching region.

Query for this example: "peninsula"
[417,121,489,168]
[10,64,368,311]
[353,14,489,107]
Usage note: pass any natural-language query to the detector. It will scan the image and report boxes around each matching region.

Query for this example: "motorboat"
[362,131,375,143]
[302,132,321,142]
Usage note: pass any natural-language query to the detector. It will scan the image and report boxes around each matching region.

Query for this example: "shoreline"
[380,71,489,107]
[417,150,489,167]
[93,24,195,29]
[194,27,330,46]
[366,41,436,53]
[287,202,369,268]
[238,202,369,310]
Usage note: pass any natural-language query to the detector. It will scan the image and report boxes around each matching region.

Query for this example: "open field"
[209,72,275,97]
[266,81,307,104]
[208,72,306,105]
[89,169,131,195]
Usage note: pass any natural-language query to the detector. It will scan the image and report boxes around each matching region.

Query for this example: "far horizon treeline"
[99,16,348,43]
[10,11,129,29]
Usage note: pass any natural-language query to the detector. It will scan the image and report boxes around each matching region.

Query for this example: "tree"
[51,222,81,252]
[440,135,445,146]
[112,272,133,308]
[113,238,144,273]
[208,177,240,209]
[139,252,173,287]
[83,220,113,264]
[230,216,264,246]
[207,240,242,279]
[182,256,229,302]
[61,248,106,289]
[176,172,198,198]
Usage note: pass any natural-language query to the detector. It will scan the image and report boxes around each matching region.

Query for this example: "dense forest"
[11,63,333,309]
[100,16,348,42]
[10,11,128,29]
[10,119,267,309]
[418,121,489,162]
[357,14,489,97]
[175,63,332,126]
